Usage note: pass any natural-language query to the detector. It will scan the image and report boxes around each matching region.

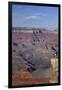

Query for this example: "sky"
[12,4,59,30]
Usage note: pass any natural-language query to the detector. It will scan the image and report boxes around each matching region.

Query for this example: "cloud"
[26,15,38,19]
[25,13,53,20]
[25,13,42,20]
[33,13,53,17]
[12,13,38,20]
[12,12,53,22]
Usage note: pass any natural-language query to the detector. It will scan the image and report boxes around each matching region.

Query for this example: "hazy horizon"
[12,26,58,31]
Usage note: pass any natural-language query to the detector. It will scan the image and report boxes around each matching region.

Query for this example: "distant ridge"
[12,27,58,32]
[12,27,49,31]
[53,29,58,32]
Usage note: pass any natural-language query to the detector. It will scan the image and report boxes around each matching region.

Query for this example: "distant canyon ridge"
[12,27,58,52]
